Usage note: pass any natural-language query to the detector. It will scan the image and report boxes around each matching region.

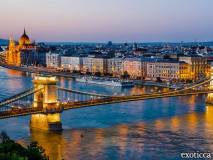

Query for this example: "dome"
[19,29,31,45]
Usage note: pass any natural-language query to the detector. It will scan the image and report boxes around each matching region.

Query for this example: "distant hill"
[0,39,9,46]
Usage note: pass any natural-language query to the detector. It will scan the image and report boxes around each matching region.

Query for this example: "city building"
[46,52,61,68]
[20,50,37,66]
[91,57,107,75]
[81,56,108,75]
[36,48,47,66]
[179,56,210,80]
[61,55,82,72]
[123,58,142,79]
[107,58,123,77]
[179,62,191,80]
[146,60,191,81]
[141,57,156,79]
[82,56,93,73]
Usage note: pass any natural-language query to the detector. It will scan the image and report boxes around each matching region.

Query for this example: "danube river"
[0,66,213,160]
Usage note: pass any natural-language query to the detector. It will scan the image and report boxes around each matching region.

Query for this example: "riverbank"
[0,63,181,89]
[0,62,79,78]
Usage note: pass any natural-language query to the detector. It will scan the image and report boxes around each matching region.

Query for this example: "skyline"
[0,0,213,42]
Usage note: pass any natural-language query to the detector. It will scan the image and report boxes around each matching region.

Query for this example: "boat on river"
[76,77,134,87]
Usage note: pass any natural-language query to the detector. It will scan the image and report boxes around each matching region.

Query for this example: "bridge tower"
[30,75,62,131]
[207,62,213,104]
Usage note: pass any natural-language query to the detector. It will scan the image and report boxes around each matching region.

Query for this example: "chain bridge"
[0,75,212,131]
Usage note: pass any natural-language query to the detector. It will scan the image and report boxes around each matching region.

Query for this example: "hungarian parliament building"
[5,29,46,66]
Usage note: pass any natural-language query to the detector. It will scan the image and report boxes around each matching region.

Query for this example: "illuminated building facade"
[82,57,93,73]
[6,29,37,66]
[179,56,210,80]
[123,58,142,79]
[91,57,107,75]
[146,60,191,81]
[82,56,107,75]
[46,52,61,68]
[107,58,123,77]
[61,55,82,71]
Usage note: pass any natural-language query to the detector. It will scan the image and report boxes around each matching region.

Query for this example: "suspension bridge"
[0,75,212,131]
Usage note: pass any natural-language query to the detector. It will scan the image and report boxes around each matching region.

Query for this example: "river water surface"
[0,67,212,160]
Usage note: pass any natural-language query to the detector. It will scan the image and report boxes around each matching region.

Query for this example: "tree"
[0,132,28,159]
[0,131,10,143]
[27,142,48,160]
[0,132,48,160]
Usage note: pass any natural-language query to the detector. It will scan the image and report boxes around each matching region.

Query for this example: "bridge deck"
[0,107,43,119]
[62,90,212,110]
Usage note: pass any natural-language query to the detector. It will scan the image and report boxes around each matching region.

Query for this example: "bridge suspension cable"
[57,87,112,97]
[172,78,212,92]
[0,87,43,107]
[132,78,212,97]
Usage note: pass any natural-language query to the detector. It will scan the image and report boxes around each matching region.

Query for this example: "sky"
[0,0,212,42]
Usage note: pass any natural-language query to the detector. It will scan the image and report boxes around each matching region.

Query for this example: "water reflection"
[28,130,66,160]
[204,105,213,151]
[170,116,180,132]
[7,69,24,77]
[17,106,213,160]
[154,119,165,131]
[0,68,32,98]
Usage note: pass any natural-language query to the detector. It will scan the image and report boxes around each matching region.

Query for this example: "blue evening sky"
[0,0,212,42]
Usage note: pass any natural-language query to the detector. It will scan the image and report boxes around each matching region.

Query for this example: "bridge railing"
[0,106,43,118]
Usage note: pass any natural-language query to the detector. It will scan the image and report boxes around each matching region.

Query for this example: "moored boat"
[75,77,134,87]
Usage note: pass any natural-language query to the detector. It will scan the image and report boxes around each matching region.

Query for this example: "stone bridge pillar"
[30,75,62,131]
[207,62,213,104]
